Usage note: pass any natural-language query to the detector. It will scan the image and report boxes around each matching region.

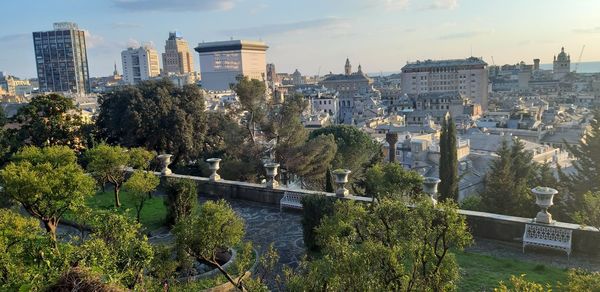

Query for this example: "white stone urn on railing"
[157,154,173,176]
[264,162,280,189]
[532,186,558,224]
[332,169,351,197]
[423,177,441,205]
[206,158,222,181]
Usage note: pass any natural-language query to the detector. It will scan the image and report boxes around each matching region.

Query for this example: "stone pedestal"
[333,169,351,197]
[423,177,441,204]
[157,154,173,176]
[532,187,558,224]
[206,158,222,181]
[264,163,280,189]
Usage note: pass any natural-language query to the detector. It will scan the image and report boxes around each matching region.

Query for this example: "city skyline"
[1,0,600,78]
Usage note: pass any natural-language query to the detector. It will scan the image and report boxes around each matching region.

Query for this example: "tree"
[232,76,268,144]
[12,94,85,150]
[573,191,600,231]
[97,79,207,164]
[325,167,334,193]
[286,198,472,291]
[439,115,459,202]
[0,105,11,166]
[286,134,337,189]
[164,178,198,226]
[123,171,160,222]
[263,93,309,165]
[0,146,95,248]
[173,200,246,290]
[85,144,130,207]
[365,162,423,201]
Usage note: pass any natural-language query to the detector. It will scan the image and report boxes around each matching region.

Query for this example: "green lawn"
[76,191,167,231]
[456,251,568,291]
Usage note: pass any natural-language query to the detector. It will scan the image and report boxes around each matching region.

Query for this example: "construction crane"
[491,56,496,66]
[574,45,586,73]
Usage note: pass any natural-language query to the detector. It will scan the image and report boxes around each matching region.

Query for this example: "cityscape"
[1,1,600,291]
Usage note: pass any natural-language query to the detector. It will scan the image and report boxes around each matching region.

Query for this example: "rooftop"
[195,40,269,53]
[402,57,487,70]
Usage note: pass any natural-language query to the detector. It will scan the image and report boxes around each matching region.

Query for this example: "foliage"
[232,76,268,144]
[365,162,423,201]
[572,191,600,230]
[309,125,382,194]
[559,269,600,291]
[173,199,246,290]
[460,195,483,211]
[0,105,12,167]
[287,134,337,189]
[288,198,472,291]
[0,146,95,247]
[495,274,550,292]
[12,94,85,150]
[325,167,334,193]
[263,94,309,164]
[97,79,207,164]
[47,267,126,292]
[480,139,538,217]
[301,194,337,251]
[439,115,459,201]
[123,170,160,222]
[164,178,198,226]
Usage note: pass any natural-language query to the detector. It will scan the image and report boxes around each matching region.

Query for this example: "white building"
[121,45,160,85]
[400,57,489,111]
[194,40,268,91]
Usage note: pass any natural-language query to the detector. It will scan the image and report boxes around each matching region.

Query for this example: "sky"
[1,0,600,78]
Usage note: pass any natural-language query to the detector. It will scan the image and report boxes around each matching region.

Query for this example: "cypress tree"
[565,109,600,195]
[325,167,334,192]
[439,115,459,201]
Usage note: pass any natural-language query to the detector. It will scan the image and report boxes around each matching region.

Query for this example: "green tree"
[123,171,160,222]
[12,94,85,150]
[287,134,337,189]
[0,146,95,247]
[164,178,198,226]
[325,167,334,193]
[495,274,550,292]
[365,162,423,201]
[232,76,268,144]
[264,94,309,164]
[173,200,246,290]
[287,198,472,291]
[439,115,459,202]
[97,79,207,164]
[85,144,130,207]
[573,191,600,231]
[300,194,337,251]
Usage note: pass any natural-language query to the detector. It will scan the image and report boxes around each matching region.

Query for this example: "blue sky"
[1,0,599,78]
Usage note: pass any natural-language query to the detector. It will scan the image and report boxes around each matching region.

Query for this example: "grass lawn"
[456,250,568,291]
[78,190,167,231]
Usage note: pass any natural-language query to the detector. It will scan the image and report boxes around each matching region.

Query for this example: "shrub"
[164,178,198,226]
[301,194,336,251]
[460,195,483,211]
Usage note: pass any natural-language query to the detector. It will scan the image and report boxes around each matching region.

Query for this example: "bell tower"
[344,58,352,75]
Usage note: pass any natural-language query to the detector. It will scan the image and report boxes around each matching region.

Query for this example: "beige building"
[195,40,268,91]
[121,44,160,85]
[0,74,33,96]
[553,47,570,80]
[400,57,489,111]
[162,32,194,75]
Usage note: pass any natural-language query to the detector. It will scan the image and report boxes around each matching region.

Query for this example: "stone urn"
[333,169,352,197]
[423,177,441,204]
[206,158,222,181]
[532,186,558,224]
[157,154,173,176]
[264,162,280,189]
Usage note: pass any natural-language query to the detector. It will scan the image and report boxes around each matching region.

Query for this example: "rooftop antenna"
[470,45,473,57]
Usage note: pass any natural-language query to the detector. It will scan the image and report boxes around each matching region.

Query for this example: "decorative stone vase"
[423,177,441,204]
[206,158,222,181]
[333,169,352,197]
[264,162,280,189]
[157,154,173,176]
[532,186,558,224]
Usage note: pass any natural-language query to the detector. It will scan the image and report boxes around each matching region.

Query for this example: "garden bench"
[523,223,572,258]
[280,191,304,212]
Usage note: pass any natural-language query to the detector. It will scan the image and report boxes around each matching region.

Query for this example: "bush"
[164,178,198,226]
[460,195,483,211]
[301,194,336,251]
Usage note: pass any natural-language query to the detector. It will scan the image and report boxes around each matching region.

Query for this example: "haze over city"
[1,0,600,77]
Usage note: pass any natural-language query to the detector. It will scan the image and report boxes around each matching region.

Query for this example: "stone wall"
[158,172,600,255]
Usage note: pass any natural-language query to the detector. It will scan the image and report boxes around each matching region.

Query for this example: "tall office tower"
[400,57,489,111]
[162,31,194,75]
[195,40,268,90]
[32,22,90,94]
[121,44,160,85]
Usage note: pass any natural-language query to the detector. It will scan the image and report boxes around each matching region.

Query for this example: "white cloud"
[112,0,235,12]
[429,0,458,10]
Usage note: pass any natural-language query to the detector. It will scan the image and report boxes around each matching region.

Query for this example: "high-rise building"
[162,31,194,75]
[400,57,489,111]
[32,22,90,94]
[194,40,268,91]
[121,44,160,85]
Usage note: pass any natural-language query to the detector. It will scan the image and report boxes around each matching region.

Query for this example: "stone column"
[532,187,558,224]
[264,163,280,189]
[386,132,399,163]
[157,154,173,176]
[423,177,441,204]
[206,158,222,181]
[333,169,352,197]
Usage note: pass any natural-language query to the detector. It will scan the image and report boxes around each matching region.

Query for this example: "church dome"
[556,47,569,61]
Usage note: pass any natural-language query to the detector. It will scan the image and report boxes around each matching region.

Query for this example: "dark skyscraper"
[33,22,90,94]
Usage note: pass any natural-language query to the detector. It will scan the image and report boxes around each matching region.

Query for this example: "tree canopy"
[365,162,423,201]
[439,115,459,202]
